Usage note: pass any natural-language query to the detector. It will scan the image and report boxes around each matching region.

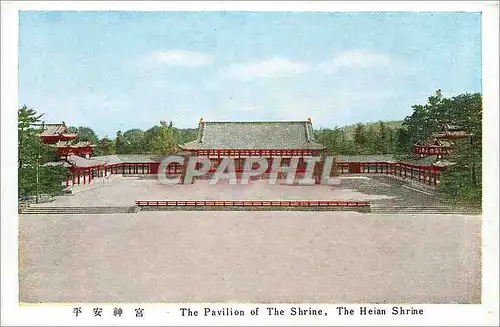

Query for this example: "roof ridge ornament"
[305,121,311,142]
[198,117,205,143]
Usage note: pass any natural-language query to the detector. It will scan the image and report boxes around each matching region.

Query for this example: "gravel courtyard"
[19,175,481,303]
[19,210,481,304]
[32,175,433,207]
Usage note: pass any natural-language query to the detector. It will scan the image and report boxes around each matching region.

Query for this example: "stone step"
[371,209,480,214]
[21,206,136,214]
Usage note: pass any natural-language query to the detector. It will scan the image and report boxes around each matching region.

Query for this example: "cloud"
[224,57,309,80]
[151,50,214,67]
[318,50,413,75]
[222,51,413,82]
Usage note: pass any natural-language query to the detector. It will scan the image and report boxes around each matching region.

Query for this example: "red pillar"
[78,169,81,184]
[83,168,87,185]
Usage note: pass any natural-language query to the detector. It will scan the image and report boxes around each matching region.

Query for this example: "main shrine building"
[178,118,325,173]
[179,118,324,158]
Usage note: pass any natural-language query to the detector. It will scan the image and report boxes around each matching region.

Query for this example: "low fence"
[135,200,370,208]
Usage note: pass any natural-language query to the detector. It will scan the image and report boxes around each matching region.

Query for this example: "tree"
[97,136,115,156]
[314,128,343,155]
[377,121,388,154]
[353,123,367,146]
[18,105,66,197]
[150,125,179,155]
[115,130,126,154]
[143,125,162,152]
[68,126,99,144]
[437,93,482,203]
[177,128,198,147]
[123,129,145,154]
[18,105,44,169]
[395,127,412,154]
[399,89,445,151]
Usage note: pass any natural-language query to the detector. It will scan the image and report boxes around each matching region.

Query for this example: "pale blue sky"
[19,11,482,138]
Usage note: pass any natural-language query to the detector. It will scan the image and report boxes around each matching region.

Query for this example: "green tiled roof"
[180,121,325,150]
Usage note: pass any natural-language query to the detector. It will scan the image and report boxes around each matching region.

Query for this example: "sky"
[19,11,482,138]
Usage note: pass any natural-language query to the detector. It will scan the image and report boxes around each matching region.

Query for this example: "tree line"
[68,123,198,157]
[314,121,403,155]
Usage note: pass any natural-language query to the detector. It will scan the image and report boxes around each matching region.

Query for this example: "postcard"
[1,1,498,326]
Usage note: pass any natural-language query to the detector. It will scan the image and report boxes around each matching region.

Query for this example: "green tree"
[376,121,389,154]
[437,93,482,203]
[68,126,99,144]
[143,125,162,152]
[150,125,179,155]
[177,128,198,146]
[395,127,412,154]
[115,130,126,154]
[400,89,444,151]
[18,106,66,197]
[314,127,343,155]
[353,123,367,147]
[97,136,116,156]
[18,105,44,169]
[123,129,145,154]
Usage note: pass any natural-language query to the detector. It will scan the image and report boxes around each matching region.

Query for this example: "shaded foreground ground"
[19,211,481,303]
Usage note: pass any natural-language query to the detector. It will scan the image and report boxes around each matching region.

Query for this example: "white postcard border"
[1,1,498,326]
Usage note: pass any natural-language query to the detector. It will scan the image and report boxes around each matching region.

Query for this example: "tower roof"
[39,123,77,137]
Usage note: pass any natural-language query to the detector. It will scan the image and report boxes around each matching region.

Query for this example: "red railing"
[334,162,441,186]
[135,200,370,207]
